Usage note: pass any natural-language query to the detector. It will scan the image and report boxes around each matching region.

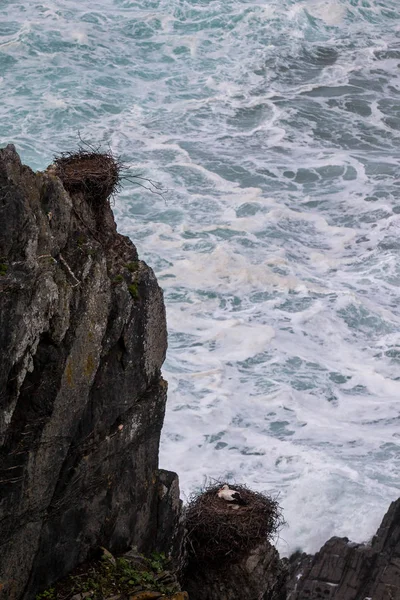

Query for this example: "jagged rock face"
[0,145,169,599]
[156,470,186,575]
[184,540,287,600]
[287,498,400,600]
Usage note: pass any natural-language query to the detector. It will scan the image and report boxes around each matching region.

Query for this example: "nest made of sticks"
[185,482,284,566]
[54,146,123,205]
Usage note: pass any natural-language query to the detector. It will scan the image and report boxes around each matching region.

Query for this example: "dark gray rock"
[287,498,400,600]
[0,145,176,599]
[184,540,287,600]
[156,470,186,575]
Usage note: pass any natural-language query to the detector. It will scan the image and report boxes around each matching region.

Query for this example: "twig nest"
[54,149,122,205]
[185,483,284,566]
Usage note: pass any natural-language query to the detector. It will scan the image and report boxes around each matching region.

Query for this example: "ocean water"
[1,0,400,556]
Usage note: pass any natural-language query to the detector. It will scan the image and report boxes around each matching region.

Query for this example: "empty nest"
[185,482,284,566]
[54,147,122,205]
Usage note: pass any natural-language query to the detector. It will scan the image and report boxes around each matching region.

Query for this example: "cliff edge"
[0,145,177,599]
[287,498,400,600]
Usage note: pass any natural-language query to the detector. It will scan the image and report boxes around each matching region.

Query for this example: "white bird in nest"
[217,484,247,509]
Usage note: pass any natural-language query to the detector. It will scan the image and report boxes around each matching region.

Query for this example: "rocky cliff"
[0,145,176,599]
[287,498,400,600]
[1,145,399,600]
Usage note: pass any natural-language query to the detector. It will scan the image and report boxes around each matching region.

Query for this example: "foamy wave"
[2,0,400,557]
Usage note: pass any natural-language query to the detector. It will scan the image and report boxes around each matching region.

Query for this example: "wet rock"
[0,145,177,599]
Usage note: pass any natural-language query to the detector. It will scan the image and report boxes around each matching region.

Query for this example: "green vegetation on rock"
[0,263,8,276]
[35,588,56,600]
[35,550,178,600]
[128,282,139,299]
[125,261,139,273]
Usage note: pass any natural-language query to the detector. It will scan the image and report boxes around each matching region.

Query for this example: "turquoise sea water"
[1,0,400,555]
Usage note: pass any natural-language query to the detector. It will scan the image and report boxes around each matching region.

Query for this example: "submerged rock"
[0,145,179,599]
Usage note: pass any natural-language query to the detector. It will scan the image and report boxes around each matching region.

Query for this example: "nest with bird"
[185,482,284,567]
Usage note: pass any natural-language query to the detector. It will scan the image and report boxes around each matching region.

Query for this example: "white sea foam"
[1,0,400,557]
[302,0,347,26]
